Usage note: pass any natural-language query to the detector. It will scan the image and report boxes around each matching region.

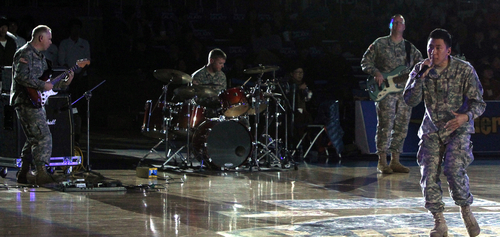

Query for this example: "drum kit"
[141,65,296,171]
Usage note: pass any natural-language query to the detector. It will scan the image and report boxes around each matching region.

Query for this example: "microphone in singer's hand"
[417,65,430,78]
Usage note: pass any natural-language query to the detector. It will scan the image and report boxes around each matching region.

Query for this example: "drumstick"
[242,77,252,86]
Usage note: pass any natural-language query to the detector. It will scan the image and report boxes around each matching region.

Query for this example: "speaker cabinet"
[0,94,74,158]
[0,95,23,157]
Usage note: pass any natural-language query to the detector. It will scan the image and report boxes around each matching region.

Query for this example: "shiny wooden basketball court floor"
[1,152,500,237]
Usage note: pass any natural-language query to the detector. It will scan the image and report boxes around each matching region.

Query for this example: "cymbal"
[173,85,218,99]
[244,65,280,74]
[192,85,218,98]
[173,86,195,99]
[153,69,192,84]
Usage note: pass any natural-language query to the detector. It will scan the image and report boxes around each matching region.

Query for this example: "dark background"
[1,0,498,149]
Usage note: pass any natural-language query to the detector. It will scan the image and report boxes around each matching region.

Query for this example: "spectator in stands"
[0,17,17,79]
[252,22,283,65]
[462,29,488,76]
[485,26,500,56]
[444,12,468,55]
[479,64,500,100]
[490,54,500,79]
[226,56,249,87]
[164,43,188,73]
[485,0,500,27]
[7,17,26,49]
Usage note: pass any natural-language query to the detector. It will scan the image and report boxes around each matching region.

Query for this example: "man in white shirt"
[58,18,90,73]
[58,18,91,145]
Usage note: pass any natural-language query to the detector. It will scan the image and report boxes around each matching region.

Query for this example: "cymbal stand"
[184,96,195,167]
[275,80,296,168]
[249,72,264,171]
[257,93,287,167]
[263,91,271,166]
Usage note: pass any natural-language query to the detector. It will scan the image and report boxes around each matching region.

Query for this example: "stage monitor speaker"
[0,94,74,158]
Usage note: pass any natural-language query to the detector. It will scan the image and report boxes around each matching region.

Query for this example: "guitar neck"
[51,64,79,85]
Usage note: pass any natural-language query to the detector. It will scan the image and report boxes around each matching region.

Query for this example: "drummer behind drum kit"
[141,65,296,171]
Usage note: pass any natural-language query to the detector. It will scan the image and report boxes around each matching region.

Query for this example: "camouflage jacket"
[403,56,486,140]
[10,43,48,107]
[361,36,423,84]
[191,66,227,93]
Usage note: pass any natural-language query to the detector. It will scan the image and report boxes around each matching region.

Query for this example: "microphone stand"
[72,80,106,173]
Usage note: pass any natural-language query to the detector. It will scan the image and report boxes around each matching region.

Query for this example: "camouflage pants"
[15,105,52,166]
[417,132,474,213]
[375,92,411,154]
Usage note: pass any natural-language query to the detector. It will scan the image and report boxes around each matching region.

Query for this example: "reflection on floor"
[1,150,500,236]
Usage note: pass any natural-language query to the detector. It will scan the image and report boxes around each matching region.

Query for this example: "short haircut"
[208,48,227,61]
[390,14,405,24]
[428,28,452,48]
[389,14,405,29]
[31,25,51,40]
[0,17,8,28]
[288,60,305,73]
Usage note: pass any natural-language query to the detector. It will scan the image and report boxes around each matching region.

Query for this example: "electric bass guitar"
[27,59,90,108]
[366,65,409,102]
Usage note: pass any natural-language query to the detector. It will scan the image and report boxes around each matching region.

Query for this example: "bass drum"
[192,119,252,169]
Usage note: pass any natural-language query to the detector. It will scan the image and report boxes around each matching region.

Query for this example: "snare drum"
[192,119,253,169]
[219,87,249,117]
[171,102,205,137]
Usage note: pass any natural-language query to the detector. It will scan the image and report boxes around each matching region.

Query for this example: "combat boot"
[460,205,480,236]
[27,163,59,185]
[389,153,410,173]
[430,212,448,237]
[377,153,393,174]
[17,161,31,184]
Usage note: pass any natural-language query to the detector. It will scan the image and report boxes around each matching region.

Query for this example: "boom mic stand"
[72,80,106,173]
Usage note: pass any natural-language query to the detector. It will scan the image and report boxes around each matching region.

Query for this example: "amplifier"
[0,94,74,158]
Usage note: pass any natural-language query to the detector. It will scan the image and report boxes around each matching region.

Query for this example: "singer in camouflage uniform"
[361,14,423,174]
[10,25,74,185]
[404,28,485,237]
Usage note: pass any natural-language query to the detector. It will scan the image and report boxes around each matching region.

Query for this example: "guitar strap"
[405,40,411,68]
